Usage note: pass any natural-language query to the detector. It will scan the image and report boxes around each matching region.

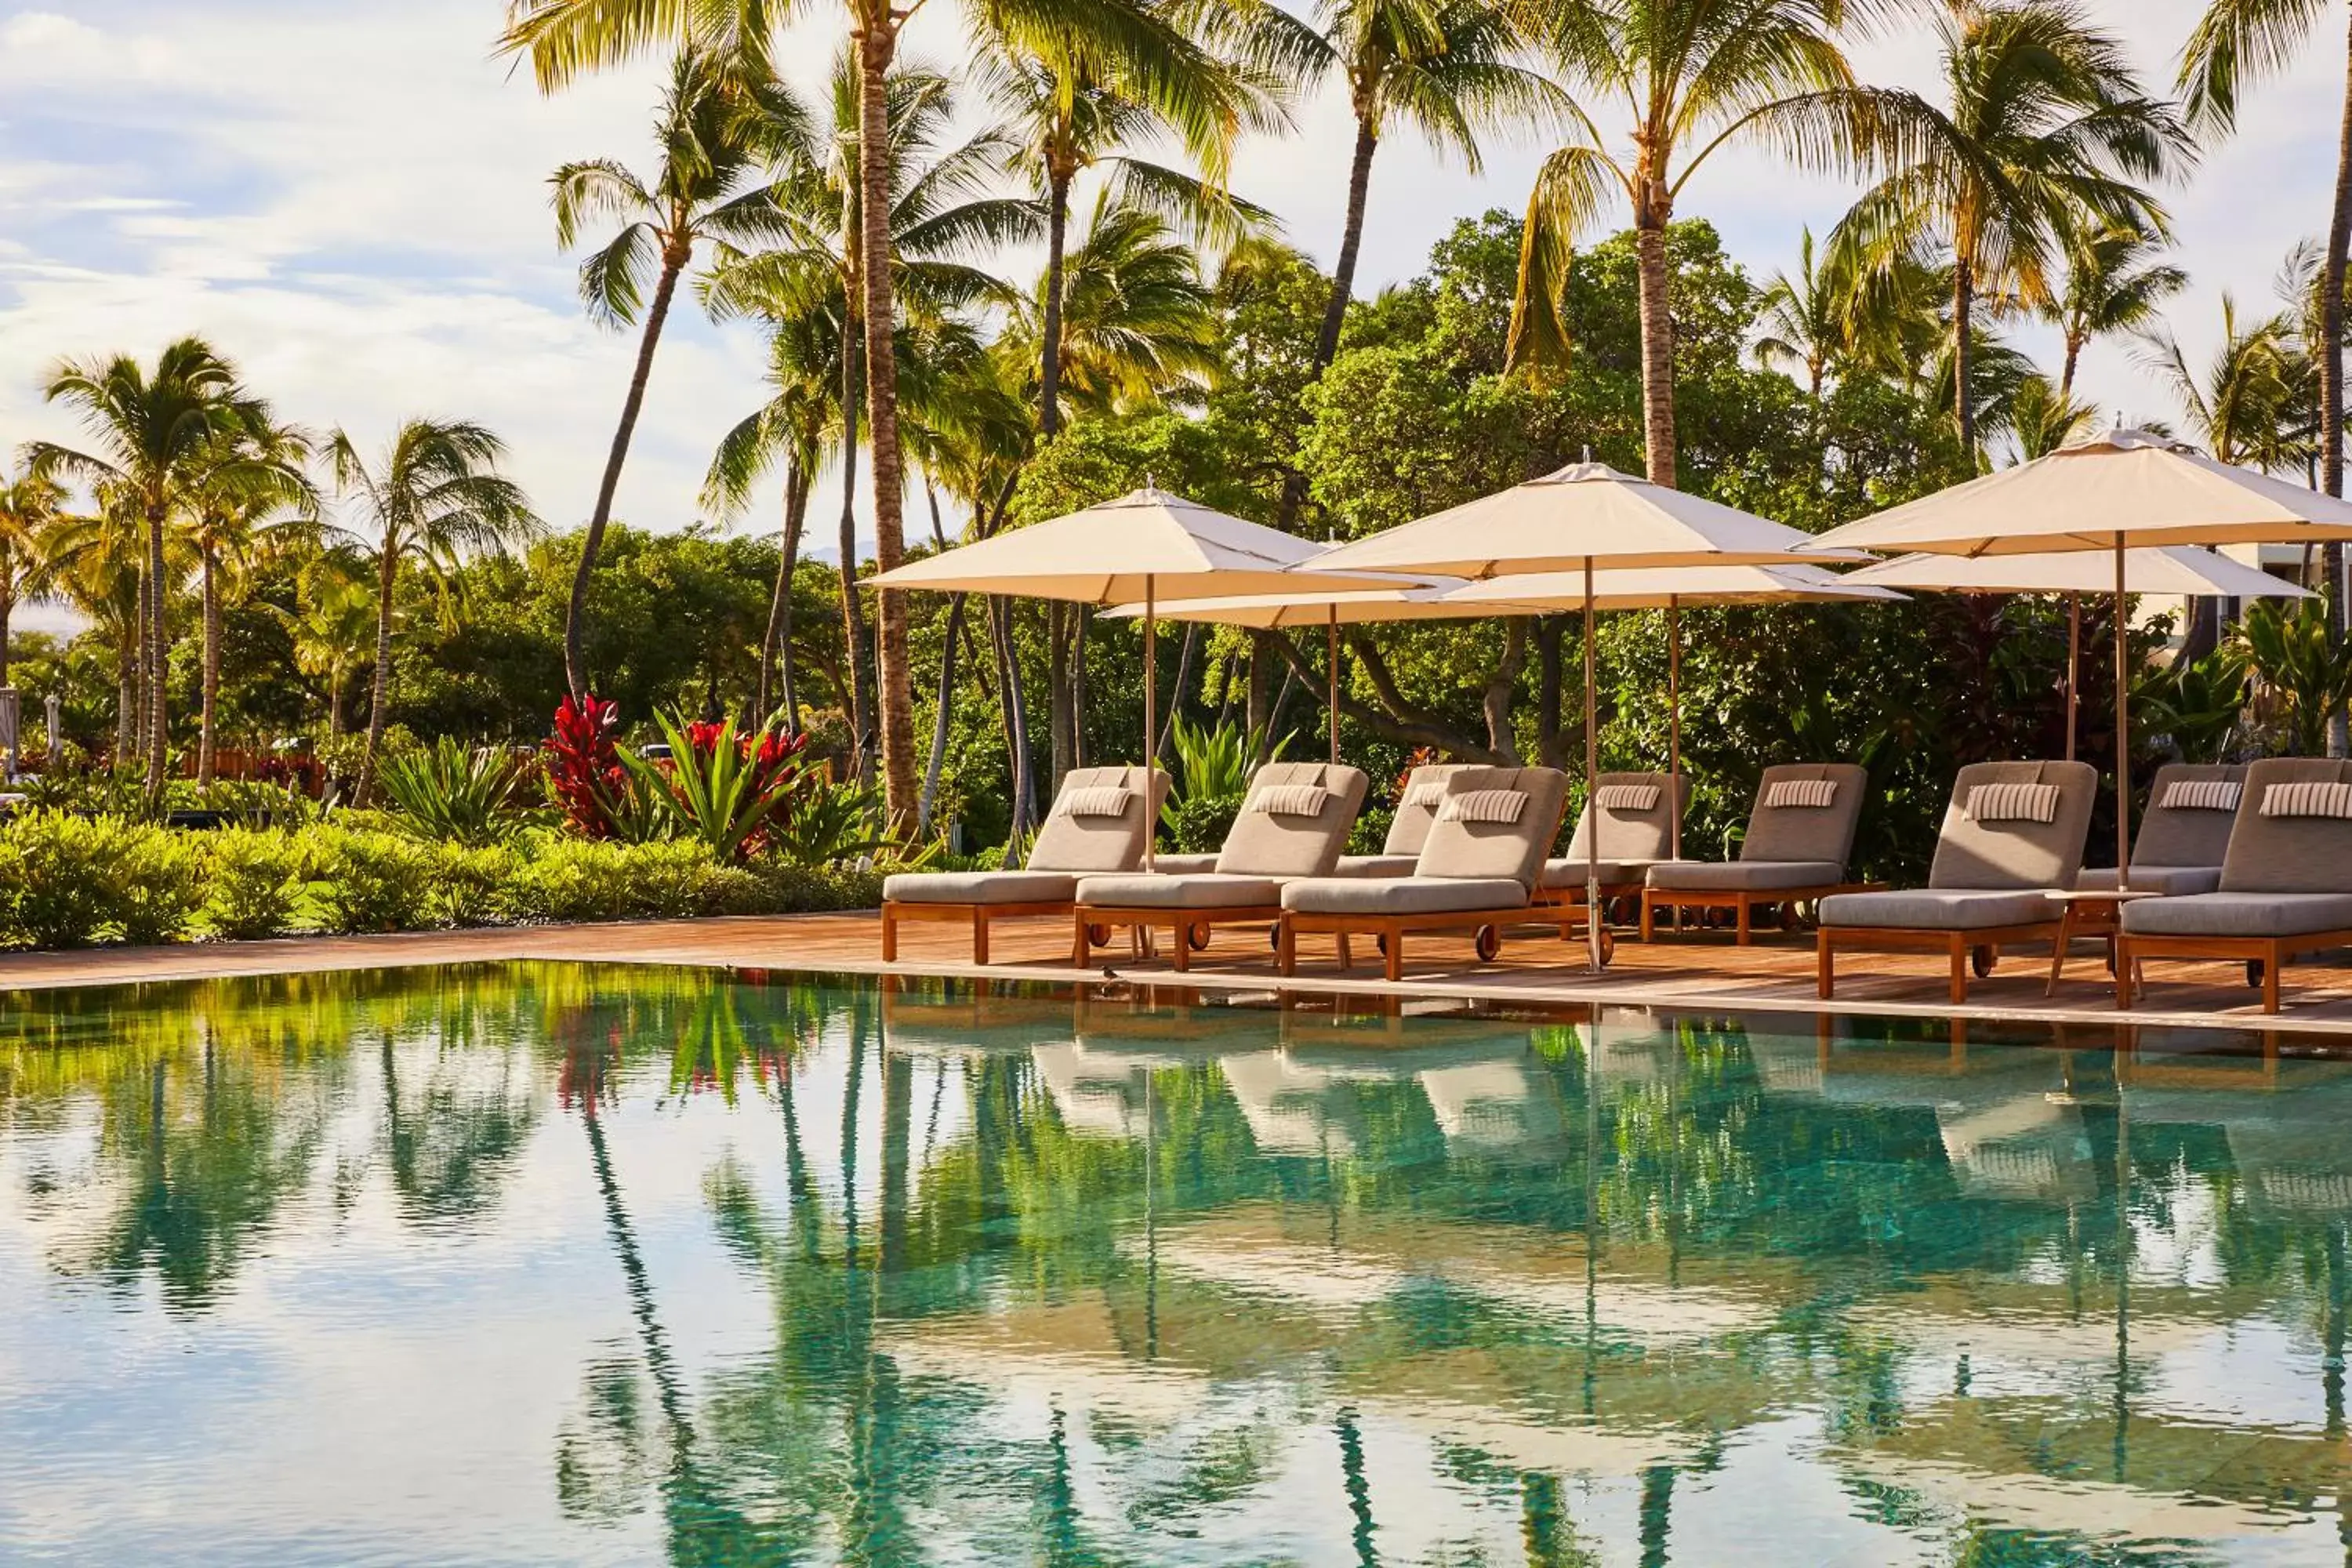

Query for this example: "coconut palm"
[2045,216,2187,401]
[325,420,542,804]
[0,467,64,688]
[1504,0,1929,486]
[550,46,798,703]
[27,337,269,797]
[702,53,1030,781]
[1831,0,2189,458]
[1005,195,1222,417]
[2008,370,2100,459]
[2137,296,2314,472]
[1753,226,1857,399]
[271,545,380,737]
[42,492,180,761]
[183,421,317,786]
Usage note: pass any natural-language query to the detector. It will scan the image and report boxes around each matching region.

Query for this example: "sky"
[0,0,2342,593]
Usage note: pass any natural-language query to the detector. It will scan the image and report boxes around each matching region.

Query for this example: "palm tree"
[1832,0,2188,458]
[27,337,267,797]
[702,53,1029,782]
[271,545,379,737]
[2009,370,2100,459]
[550,46,796,703]
[1007,196,1222,416]
[42,492,176,761]
[0,468,64,688]
[1505,0,1920,486]
[1754,226,1851,399]
[183,420,316,786]
[325,419,542,803]
[2138,296,2314,470]
[2046,217,2187,401]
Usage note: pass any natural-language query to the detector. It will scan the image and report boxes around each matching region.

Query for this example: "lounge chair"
[1071,761,1369,971]
[2118,759,2352,1013]
[1816,760,2096,1005]
[1640,763,1875,942]
[1537,770,1686,915]
[1333,762,1486,878]
[2075,762,2246,897]
[880,765,1166,964]
[1278,767,1577,982]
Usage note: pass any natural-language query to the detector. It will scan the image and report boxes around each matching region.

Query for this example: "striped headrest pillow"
[1965,782,2060,824]
[2260,780,2352,819]
[1437,789,1529,825]
[1593,783,1661,812]
[1401,781,1450,809]
[1055,786,1133,818]
[2159,779,2242,812]
[1764,779,1838,809]
[1247,783,1330,818]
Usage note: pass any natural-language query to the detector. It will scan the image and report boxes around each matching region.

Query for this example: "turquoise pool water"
[2,965,2349,1565]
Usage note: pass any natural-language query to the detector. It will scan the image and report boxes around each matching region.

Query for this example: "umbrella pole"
[1327,606,1340,768]
[1668,595,1682,862]
[2067,592,2081,763]
[2114,542,2130,898]
[1144,575,1156,874]
[1584,556,1602,973]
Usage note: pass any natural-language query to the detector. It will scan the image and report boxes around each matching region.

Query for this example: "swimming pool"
[0,964,2345,1564]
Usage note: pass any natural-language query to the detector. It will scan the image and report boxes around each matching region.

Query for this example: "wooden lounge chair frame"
[1070,902,1290,972]
[881,898,1070,966]
[1279,905,1610,983]
[1644,881,1885,944]
[2114,928,2352,1014]
[1817,920,2058,1007]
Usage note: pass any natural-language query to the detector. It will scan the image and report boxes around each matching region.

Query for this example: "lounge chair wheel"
[1599,928,1617,967]
[1375,934,1388,956]
[1268,926,1281,952]
[2248,959,2266,989]
[1971,945,1995,979]
[1086,924,1111,948]
[1186,923,1211,952]
[1474,925,1501,963]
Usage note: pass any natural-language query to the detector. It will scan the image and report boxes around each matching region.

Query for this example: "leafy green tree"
[325,419,542,803]
[183,418,315,784]
[270,545,381,736]
[2136,294,2311,470]
[2045,216,2187,401]
[1834,0,2187,456]
[550,46,795,702]
[0,466,64,687]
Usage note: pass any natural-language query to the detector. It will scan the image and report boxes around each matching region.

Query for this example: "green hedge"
[0,810,887,951]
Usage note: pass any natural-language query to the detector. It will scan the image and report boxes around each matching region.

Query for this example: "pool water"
[2,965,2350,1566]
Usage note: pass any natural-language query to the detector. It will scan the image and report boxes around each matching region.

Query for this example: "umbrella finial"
[1581,445,1592,463]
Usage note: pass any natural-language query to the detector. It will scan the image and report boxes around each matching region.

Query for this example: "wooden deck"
[2,908,2350,1036]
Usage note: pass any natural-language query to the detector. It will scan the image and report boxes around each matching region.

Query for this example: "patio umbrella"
[1447,564,1906,858]
[1847,546,2314,760]
[1809,427,2352,895]
[1100,578,1559,765]
[869,485,1408,868]
[1301,462,1870,970]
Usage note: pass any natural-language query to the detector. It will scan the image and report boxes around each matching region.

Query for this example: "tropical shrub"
[1162,716,1289,832]
[621,713,810,862]
[768,777,895,866]
[2136,651,2249,764]
[307,828,445,934]
[2230,601,2352,758]
[0,811,205,948]
[543,694,632,838]
[1347,805,1396,857]
[376,736,536,846]
[204,828,311,940]
[1164,791,1244,854]
[498,837,735,924]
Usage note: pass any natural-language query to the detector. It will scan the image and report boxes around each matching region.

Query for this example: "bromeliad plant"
[2230,600,2352,758]
[377,736,536,846]
[620,713,811,863]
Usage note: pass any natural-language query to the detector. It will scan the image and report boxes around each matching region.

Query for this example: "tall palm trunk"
[758,459,810,730]
[358,538,397,806]
[566,252,685,702]
[0,586,13,690]
[856,31,918,833]
[198,546,221,788]
[919,597,963,837]
[1040,165,1075,440]
[115,633,137,762]
[2060,332,2085,405]
[1633,187,1679,488]
[2325,10,2352,756]
[1952,258,1977,459]
[1278,113,1382,532]
[143,500,169,797]
[838,332,874,782]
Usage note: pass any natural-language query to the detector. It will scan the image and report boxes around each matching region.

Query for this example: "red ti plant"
[644,714,811,861]
[545,694,629,837]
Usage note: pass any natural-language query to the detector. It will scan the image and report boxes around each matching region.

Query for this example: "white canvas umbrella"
[1847,546,2314,761]
[869,486,1408,868]
[1303,463,1870,969]
[1810,428,2352,895]
[1448,564,1907,857]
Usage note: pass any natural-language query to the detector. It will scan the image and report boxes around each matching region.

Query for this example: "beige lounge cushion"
[1929,761,2096,891]
[884,870,1080,905]
[1401,780,1450,808]
[1646,859,1846,892]
[1283,877,1531,916]
[1764,779,1838,809]
[2262,779,2352,818]
[1819,888,2057,931]
[1438,789,1527,825]
[1743,764,1869,869]
[1215,762,1369,878]
[1564,771,1683,864]
[2221,760,2352,894]
[2159,778,2241,812]
[2122,891,2352,938]
[2128,764,2245,876]
[1592,783,1661,812]
[1541,858,1661,888]
[1028,766,1170,873]
[1056,786,1132,817]
[1415,768,1570,887]
[1247,782,1329,817]
[1334,854,1422,880]
[1146,853,1221,875]
[1966,782,2060,823]
[2074,865,2223,897]
[1075,873,1284,909]
[1385,764,1486,855]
